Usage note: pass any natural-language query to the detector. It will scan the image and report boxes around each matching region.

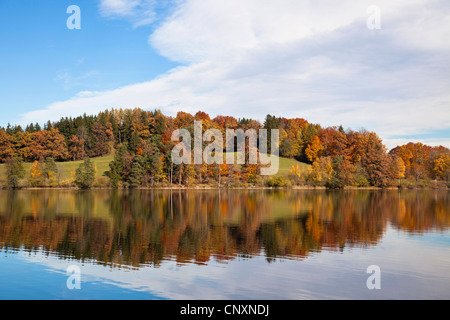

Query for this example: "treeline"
[0,108,449,189]
[285,127,450,189]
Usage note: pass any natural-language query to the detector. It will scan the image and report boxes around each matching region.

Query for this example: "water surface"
[0,189,449,299]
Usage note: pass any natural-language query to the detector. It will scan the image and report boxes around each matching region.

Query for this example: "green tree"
[264,114,280,154]
[7,157,25,188]
[128,155,146,188]
[354,163,370,187]
[75,158,96,189]
[148,151,165,185]
[106,143,129,188]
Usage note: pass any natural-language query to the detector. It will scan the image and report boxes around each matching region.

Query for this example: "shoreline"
[1,185,448,191]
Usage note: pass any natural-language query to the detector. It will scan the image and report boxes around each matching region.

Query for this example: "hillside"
[0,154,114,187]
[0,107,448,189]
[0,152,309,187]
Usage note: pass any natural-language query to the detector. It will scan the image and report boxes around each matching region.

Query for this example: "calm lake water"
[0,189,449,300]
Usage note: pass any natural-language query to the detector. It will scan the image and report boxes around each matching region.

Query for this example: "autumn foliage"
[0,108,448,189]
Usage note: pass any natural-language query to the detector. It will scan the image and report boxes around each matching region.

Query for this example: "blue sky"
[1,0,449,150]
[0,0,177,122]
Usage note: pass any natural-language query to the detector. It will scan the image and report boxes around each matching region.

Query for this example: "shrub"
[266,176,287,187]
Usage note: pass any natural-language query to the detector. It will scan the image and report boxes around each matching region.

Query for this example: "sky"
[0,0,449,150]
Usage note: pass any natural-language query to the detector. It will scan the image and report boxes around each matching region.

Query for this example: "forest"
[0,108,449,189]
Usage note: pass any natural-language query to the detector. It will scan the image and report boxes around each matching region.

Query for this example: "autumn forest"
[0,108,449,189]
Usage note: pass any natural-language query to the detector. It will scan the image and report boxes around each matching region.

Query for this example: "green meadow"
[0,154,115,186]
[0,152,309,187]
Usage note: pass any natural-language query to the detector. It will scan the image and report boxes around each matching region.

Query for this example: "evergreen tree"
[264,114,281,154]
[128,155,146,188]
[6,157,25,188]
[106,143,128,188]
[75,158,96,189]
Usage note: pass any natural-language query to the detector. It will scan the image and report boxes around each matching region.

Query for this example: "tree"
[148,152,165,185]
[361,133,391,187]
[433,153,450,180]
[44,127,68,160]
[305,157,333,187]
[75,158,96,189]
[346,130,365,164]
[29,128,68,161]
[90,122,110,157]
[6,157,25,188]
[393,142,429,182]
[301,123,320,147]
[128,155,146,188]
[329,131,348,157]
[76,126,90,152]
[11,131,33,161]
[305,161,322,186]
[29,160,44,187]
[174,111,194,129]
[106,143,128,188]
[68,135,86,161]
[354,163,370,187]
[305,136,324,163]
[326,156,355,189]
[279,135,293,158]
[264,114,281,154]
[390,155,406,186]
[0,129,15,162]
[288,164,303,185]
[44,157,59,187]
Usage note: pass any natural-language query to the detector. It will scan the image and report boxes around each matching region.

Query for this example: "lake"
[0,189,449,300]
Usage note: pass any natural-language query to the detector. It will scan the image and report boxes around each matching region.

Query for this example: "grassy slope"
[276,156,309,176]
[221,152,309,177]
[0,154,114,185]
[0,152,308,185]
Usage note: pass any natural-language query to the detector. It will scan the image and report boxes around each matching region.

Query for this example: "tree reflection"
[0,189,448,268]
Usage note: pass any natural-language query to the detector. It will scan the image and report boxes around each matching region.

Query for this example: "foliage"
[29,160,43,187]
[305,136,324,163]
[1,107,449,189]
[44,157,59,187]
[288,164,303,185]
[6,157,25,188]
[128,155,146,188]
[266,175,287,187]
[75,158,96,189]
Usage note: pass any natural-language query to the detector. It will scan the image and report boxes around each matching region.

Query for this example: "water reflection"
[0,189,448,268]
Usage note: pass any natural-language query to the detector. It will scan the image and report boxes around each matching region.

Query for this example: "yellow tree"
[390,155,406,186]
[305,136,324,163]
[433,153,450,180]
[29,160,43,187]
[306,161,322,186]
[155,155,167,182]
[289,164,302,185]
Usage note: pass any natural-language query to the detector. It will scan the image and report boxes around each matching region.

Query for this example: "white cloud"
[98,0,158,27]
[55,70,100,91]
[21,0,450,149]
